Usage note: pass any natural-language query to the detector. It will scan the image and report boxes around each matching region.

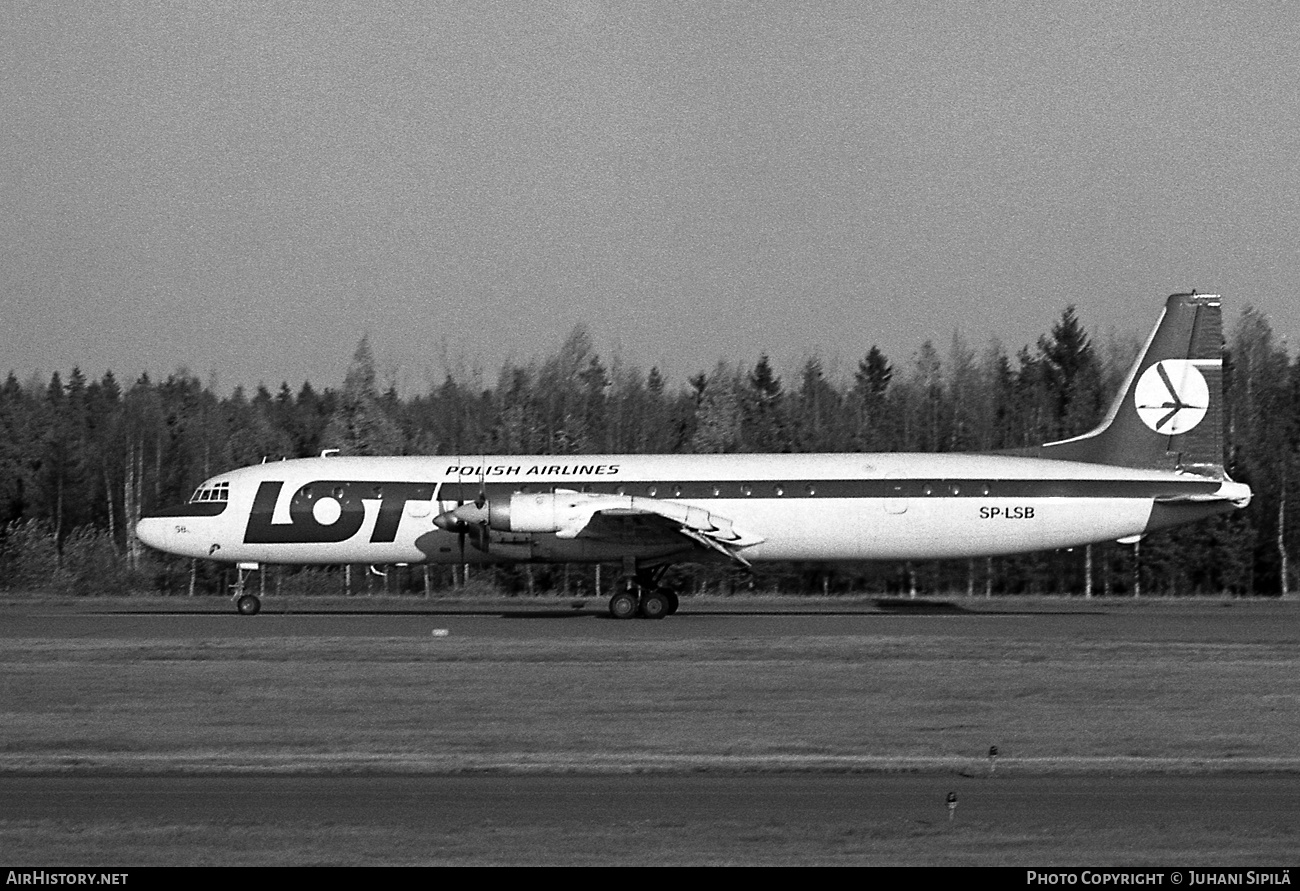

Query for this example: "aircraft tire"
[661,588,679,615]
[639,590,669,620]
[608,591,639,620]
[236,594,261,616]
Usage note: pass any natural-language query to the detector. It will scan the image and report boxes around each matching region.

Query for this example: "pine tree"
[852,346,893,451]
[794,357,842,451]
[322,336,404,456]
[690,363,743,454]
[1038,305,1103,440]
[743,355,787,451]
[0,373,37,524]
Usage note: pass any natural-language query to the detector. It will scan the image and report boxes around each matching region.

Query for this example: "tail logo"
[1134,359,1211,435]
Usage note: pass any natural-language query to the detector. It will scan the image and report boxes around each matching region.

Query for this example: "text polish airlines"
[136,293,1251,618]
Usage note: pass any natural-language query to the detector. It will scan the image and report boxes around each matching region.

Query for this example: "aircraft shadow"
[870,598,975,614]
[94,606,596,619]
[90,601,1109,618]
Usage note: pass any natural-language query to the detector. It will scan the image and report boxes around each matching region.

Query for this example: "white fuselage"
[134,452,1248,567]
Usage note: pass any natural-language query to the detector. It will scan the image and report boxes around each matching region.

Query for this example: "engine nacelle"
[488,492,573,534]
[435,491,616,538]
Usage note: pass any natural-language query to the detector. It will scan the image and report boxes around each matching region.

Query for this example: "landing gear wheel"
[662,589,679,615]
[640,590,669,620]
[236,594,261,616]
[609,590,640,620]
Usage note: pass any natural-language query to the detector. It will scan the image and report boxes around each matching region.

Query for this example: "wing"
[434,491,764,567]
[570,499,763,569]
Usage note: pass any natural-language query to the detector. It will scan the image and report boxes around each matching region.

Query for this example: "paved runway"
[4,594,1297,644]
[4,773,1299,866]
[6,773,1298,827]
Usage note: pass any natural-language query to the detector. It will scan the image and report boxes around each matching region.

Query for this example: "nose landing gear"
[231,562,261,616]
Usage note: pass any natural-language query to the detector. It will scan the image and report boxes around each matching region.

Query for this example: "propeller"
[472,463,488,554]
[432,458,490,561]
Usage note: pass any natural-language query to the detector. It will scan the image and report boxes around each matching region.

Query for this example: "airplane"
[135,292,1252,618]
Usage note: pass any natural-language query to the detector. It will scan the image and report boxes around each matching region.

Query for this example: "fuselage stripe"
[454,477,1219,501]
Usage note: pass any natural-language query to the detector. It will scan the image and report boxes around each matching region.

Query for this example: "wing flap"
[571,497,761,568]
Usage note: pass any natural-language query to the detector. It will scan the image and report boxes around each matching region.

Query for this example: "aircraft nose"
[134,517,170,552]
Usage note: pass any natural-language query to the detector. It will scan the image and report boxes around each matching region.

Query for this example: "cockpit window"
[189,481,230,504]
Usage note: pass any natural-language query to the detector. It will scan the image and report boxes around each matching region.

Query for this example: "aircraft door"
[883,473,908,514]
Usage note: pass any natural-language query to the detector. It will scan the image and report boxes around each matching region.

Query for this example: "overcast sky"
[4,1,1299,394]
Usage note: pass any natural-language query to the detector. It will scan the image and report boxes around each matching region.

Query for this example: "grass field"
[4,597,1299,774]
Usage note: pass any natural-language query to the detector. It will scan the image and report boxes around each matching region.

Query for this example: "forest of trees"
[1,305,1296,600]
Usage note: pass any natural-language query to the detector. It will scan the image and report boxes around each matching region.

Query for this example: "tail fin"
[1040,292,1225,474]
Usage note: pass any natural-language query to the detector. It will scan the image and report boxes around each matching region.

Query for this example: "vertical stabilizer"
[1040,292,1225,473]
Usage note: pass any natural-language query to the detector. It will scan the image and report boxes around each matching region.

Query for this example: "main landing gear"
[232,562,261,616]
[608,565,680,620]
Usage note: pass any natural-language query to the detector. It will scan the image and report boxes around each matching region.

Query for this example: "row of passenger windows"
[920,483,993,497]
[273,481,994,502]
[596,483,991,498]
[189,481,230,503]
[502,483,811,497]
[195,478,982,499]
[495,482,991,498]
